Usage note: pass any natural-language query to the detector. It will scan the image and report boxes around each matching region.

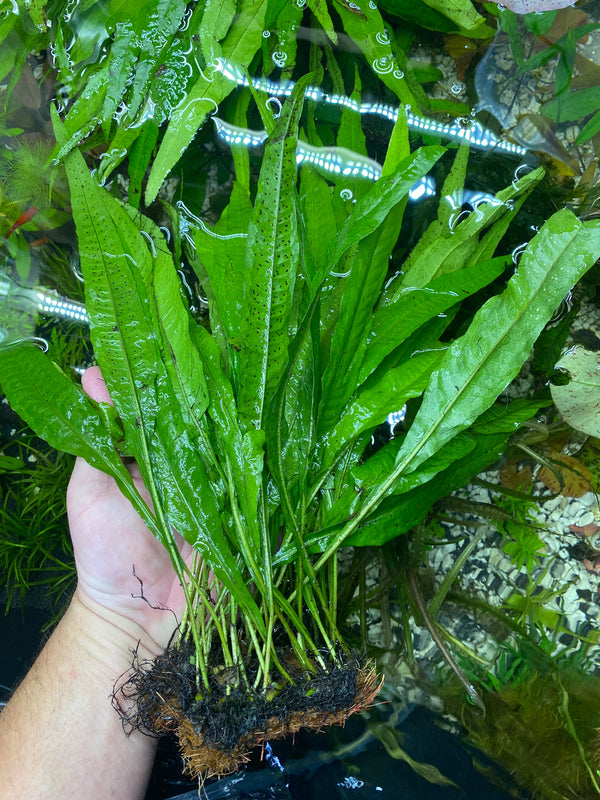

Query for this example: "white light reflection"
[213,118,382,179]
[0,274,88,324]
[176,200,248,243]
[408,176,435,201]
[212,59,527,156]
[35,290,88,322]
[387,406,406,434]
[213,118,267,147]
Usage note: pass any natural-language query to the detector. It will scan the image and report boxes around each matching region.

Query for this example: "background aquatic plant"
[0,445,75,616]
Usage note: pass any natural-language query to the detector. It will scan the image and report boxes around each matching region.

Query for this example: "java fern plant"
[3,72,600,785]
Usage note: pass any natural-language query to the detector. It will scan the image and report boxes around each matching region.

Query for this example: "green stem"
[273,585,328,670]
[428,526,488,618]
[245,615,269,688]
[406,569,485,713]
[258,489,275,689]
[225,458,268,597]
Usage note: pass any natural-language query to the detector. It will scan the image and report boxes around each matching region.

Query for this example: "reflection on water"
[147,705,523,800]
[0,269,87,350]
[216,62,527,158]
[474,3,600,172]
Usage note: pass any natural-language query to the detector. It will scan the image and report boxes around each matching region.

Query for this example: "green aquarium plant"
[2,83,600,776]
[3,0,600,785]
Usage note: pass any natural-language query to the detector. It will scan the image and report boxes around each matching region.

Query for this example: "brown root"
[113,641,383,780]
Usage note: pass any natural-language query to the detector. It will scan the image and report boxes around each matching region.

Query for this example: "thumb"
[81,366,113,405]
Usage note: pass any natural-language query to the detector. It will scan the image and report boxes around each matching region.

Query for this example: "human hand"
[67,366,192,654]
[0,366,185,799]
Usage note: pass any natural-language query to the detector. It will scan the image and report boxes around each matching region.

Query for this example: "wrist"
[69,587,165,680]
[0,586,160,799]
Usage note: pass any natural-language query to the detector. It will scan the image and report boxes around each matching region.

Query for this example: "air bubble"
[272,50,287,68]
[266,97,282,118]
[393,69,404,79]
[369,0,377,7]
[29,337,49,352]
[340,188,353,200]
[375,29,390,45]
[448,209,470,232]
[512,163,534,189]
[511,243,528,265]
[262,30,271,38]
[71,257,84,283]
[450,81,465,96]
[179,7,192,31]
[372,56,393,75]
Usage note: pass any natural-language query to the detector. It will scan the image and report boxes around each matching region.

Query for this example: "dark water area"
[147,705,529,800]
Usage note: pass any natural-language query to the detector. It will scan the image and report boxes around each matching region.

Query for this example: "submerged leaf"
[393,210,600,479]
[551,345,600,437]
[146,0,268,202]
[421,0,484,32]
[537,451,594,497]
[237,76,310,432]
[487,0,577,12]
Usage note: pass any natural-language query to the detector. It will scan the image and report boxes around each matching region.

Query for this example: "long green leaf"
[237,76,310,432]
[317,207,408,435]
[0,346,122,468]
[313,209,600,567]
[335,0,420,107]
[146,0,268,203]
[64,143,163,456]
[321,348,445,471]
[396,167,543,290]
[192,325,265,558]
[358,257,508,384]
[58,0,188,163]
[299,166,338,285]
[60,125,262,624]
[315,146,445,290]
[0,345,163,539]
[392,210,600,475]
[123,206,210,428]
[323,431,475,533]
[192,180,253,365]
[421,0,484,32]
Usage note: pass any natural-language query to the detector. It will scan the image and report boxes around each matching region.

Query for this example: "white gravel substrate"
[370,475,600,710]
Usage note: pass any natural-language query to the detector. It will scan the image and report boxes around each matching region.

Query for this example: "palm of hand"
[67,367,191,648]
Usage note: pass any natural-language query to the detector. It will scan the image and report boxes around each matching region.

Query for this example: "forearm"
[0,590,161,800]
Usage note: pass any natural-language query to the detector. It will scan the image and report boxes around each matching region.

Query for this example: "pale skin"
[0,366,192,799]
